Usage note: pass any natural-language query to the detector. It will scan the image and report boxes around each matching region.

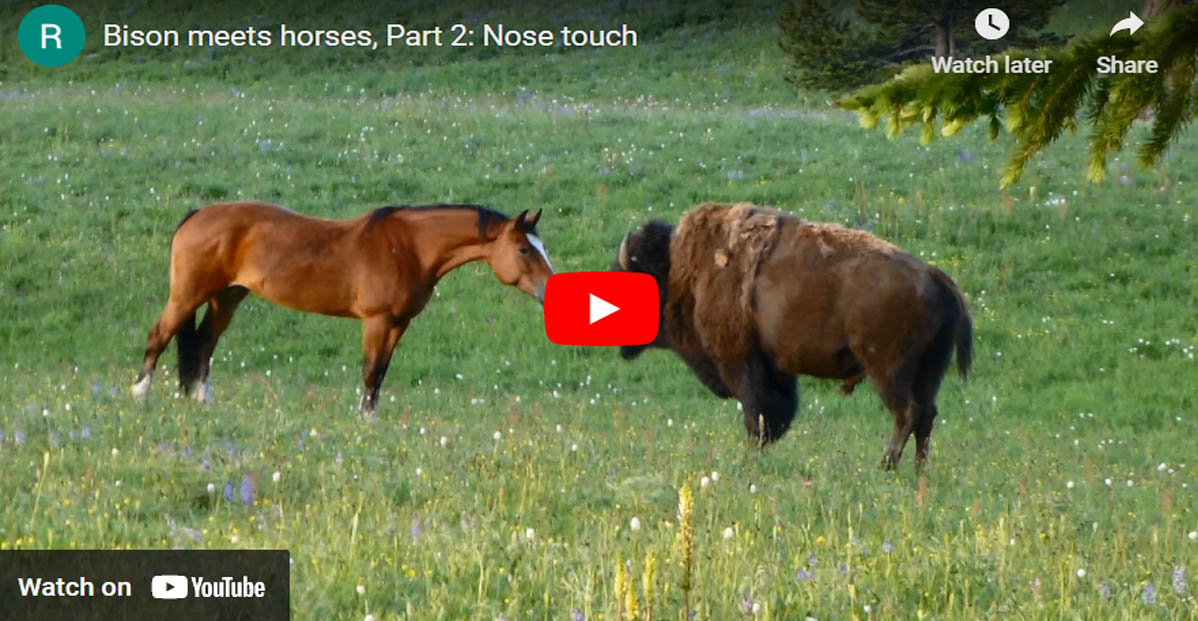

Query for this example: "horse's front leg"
[359,315,408,414]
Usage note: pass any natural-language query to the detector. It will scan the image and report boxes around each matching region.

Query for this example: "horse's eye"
[519,246,530,255]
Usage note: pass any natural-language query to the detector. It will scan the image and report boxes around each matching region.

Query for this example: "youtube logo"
[544,272,659,346]
[151,574,188,599]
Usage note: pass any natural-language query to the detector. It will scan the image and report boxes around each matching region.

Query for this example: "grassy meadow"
[1,1,1196,618]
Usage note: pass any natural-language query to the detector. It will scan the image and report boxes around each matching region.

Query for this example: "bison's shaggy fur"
[617,202,972,470]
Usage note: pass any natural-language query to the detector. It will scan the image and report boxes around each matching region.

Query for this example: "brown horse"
[131,201,553,412]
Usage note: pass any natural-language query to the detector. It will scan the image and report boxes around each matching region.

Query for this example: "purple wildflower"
[881,541,893,554]
[81,426,90,440]
[183,445,192,458]
[1173,566,1187,595]
[795,569,813,581]
[1142,582,1156,605]
[0,430,5,443]
[807,554,818,568]
[223,481,234,502]
[201,459,212,472]
[1098,581,1111,600]
[91,381,103,396]
[571,610,584,621]
[410,517,423,542]
[741,592,753,612]
[838,562,848,575]
[239,476,254,505]
[14,430,24,445]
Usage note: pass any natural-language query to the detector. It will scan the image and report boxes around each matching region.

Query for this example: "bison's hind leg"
[872,363,919,470]
[911,312,959,470]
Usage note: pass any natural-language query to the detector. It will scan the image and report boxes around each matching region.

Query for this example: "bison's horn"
[617,232,631,270]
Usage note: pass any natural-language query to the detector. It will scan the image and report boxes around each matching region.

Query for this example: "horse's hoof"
[189,379,211,404]
[131,376,151,399]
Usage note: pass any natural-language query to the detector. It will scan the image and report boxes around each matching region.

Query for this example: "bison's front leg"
[679,351,734,399]
[722,356,797,447]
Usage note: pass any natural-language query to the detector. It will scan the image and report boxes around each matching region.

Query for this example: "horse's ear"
[527,209,542,227]
[513,210,529,228]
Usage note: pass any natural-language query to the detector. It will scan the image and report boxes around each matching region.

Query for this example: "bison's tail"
[954,300,973,380]
[932,268,972,380]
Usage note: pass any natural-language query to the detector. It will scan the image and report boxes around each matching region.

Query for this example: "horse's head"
[490,209,553,303]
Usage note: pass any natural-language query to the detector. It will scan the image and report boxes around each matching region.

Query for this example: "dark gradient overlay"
[0,550,289,621]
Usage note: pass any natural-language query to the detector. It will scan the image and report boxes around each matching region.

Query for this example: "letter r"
[42,23,62,49]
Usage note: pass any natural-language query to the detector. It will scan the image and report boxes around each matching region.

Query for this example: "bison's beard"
[620,321,670,360]
[620,344,651,359]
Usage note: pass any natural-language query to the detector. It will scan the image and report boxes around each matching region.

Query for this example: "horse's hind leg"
[133,296,204,399]
[188,286,249,403]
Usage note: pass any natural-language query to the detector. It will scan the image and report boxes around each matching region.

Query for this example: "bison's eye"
[519,246,530,255]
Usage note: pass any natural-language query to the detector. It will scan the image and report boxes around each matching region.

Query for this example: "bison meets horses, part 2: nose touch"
[615,202,973,470]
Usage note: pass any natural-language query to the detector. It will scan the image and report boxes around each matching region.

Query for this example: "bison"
[614,202,972,469]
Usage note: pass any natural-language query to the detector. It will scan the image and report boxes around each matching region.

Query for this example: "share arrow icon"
[1110,11,1144,36]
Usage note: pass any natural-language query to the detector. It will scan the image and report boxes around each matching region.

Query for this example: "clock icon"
[975,8,1010,40]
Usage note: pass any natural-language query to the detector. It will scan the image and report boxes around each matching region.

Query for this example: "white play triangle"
[589,293,619,324]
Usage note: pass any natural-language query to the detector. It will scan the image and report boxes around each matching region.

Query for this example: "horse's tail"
[175,309,201,390]
[931,268,973,380]
[173,208,202,390]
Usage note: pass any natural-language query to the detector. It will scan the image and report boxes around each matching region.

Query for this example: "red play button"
[544,272,659,346]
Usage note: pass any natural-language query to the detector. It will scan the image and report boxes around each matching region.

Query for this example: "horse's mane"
[367,204,512,240]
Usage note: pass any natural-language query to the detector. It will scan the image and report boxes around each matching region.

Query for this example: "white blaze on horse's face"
[526,234,554,273]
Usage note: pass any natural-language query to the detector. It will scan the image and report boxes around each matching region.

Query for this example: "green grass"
[2,1,1197,619]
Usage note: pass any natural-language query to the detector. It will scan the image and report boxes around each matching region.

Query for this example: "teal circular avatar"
[19,5,86,67]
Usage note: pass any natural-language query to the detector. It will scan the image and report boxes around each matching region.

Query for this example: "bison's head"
[611,220,674,359]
